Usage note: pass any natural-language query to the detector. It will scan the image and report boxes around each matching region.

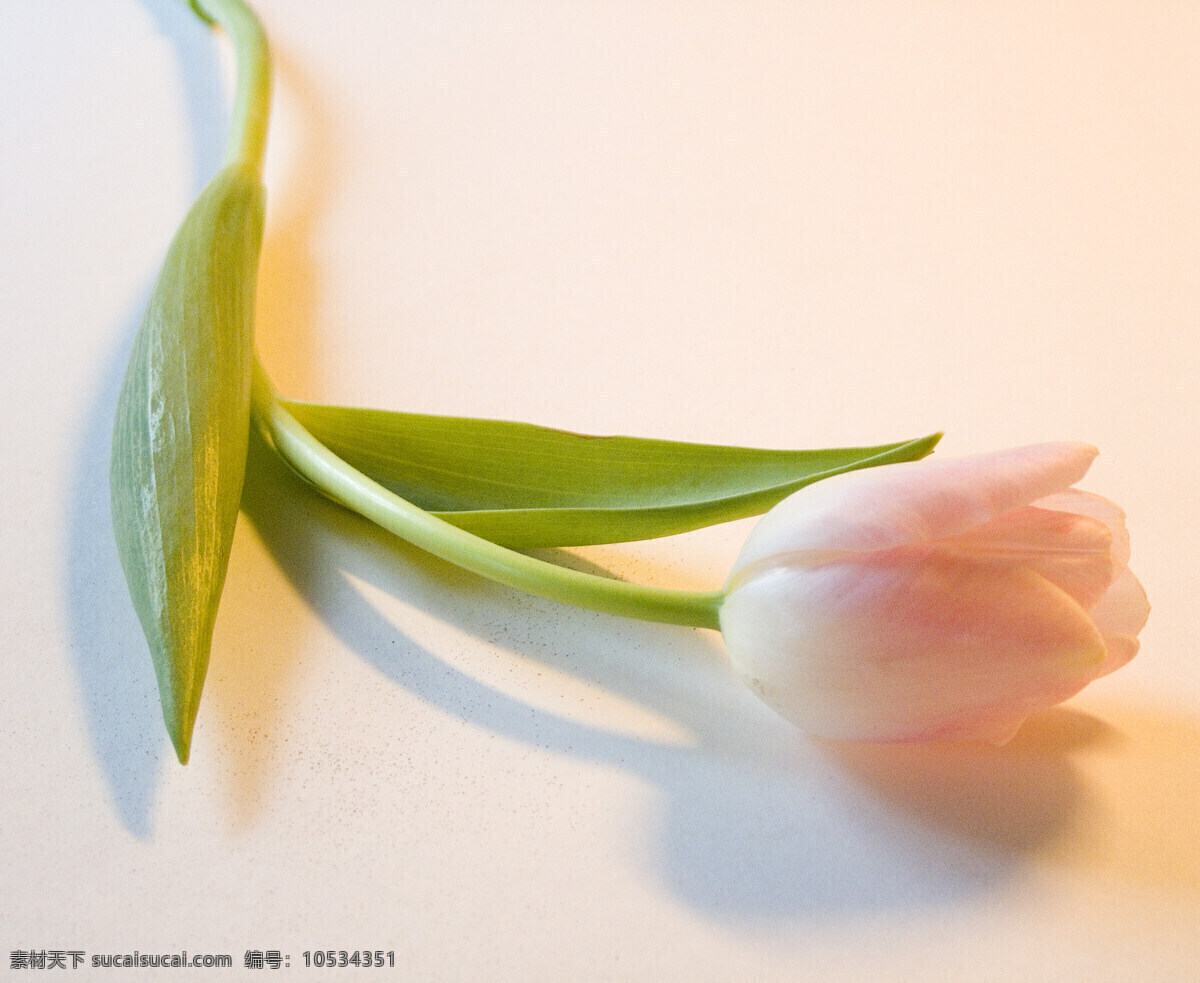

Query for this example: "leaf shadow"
[67,291,166,840]
[65,0,227,839]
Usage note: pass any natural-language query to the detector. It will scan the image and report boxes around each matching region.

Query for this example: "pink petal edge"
[732,442,1099,577]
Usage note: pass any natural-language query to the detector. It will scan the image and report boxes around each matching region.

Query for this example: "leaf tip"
[165,703,197,766]
[922,431,944,454]
[156,668,202,765]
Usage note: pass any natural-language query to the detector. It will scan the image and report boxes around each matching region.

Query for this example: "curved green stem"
[190,0,272,174]
[250,359,725,630]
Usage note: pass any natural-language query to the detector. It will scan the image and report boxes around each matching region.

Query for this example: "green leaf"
[110,163,265,763]
[282,401,941,548]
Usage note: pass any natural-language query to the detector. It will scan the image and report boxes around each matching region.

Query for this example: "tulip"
[718,443,1149,743]
[121,0,1152,762]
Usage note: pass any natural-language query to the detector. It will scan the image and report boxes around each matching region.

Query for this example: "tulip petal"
[1091,567,1150,676]
[720,549,1107,742]
[1033,489,1131,573]
[940,505,1115,610]
[730,443,1098,578]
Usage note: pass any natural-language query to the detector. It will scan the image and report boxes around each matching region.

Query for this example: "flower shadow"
[824,708,1111,852]
[1032,700,1200,895]
[648,711,1103,919]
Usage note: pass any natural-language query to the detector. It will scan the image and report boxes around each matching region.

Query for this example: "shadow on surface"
[88,1,1188,920]
[1034,700,1200,895]
[649,710,1102,918]
[67,293,166,840]
[827,708,1111,851]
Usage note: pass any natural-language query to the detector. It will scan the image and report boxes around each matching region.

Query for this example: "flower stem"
[250,361,726,630]
[190,0,272,175]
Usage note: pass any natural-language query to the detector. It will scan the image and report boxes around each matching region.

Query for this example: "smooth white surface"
[2,1,1198,979]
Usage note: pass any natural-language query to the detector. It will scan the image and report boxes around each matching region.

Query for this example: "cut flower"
[719,443,1149,743]
[116,0,1152,762]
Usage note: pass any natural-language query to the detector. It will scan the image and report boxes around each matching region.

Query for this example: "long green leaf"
[283,401,941,547]
[110,163,265,763]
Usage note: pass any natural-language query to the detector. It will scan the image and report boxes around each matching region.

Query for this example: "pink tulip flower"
[719,443,1149,743]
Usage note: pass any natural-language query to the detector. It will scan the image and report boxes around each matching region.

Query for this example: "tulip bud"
[719,443,1149,743]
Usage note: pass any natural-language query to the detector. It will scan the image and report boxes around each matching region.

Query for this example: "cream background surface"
[2,1,1198,979]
